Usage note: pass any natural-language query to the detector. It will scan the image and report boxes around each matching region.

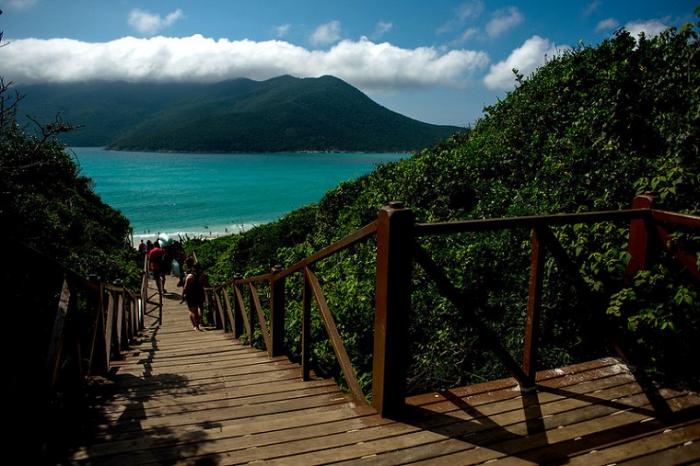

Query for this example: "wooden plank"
[615,440,700,465]
[230,366,629,464]
[98,384,343,422]
[89,368,305,402]
[98,362,303,390]
[221,288,236,334]
[249,281,272,352]
[302,267,311,381]
[306,267,365,402]
[104,289,115,368]
[404,393,700,466]
[415,208,649,236]
[373,202,413,417]
[114,291,124,356]
[111,355,293,378]
[112,358,299,380]
[46,278,71,388]
[651,208,700,229]
[277,220,378,280]
[95,379,338,413]
[406,357,622,407]
[270,269,286,356]
[111,349,277,370]
[523,226,544,380]
[265,377,648,465]
[233,284,253,345]
[72,403,378,461]
[212,289,226,330]
[655,223,700,282]
[87,283,105,374]
[567,419,700,465]
[93,392,355,435]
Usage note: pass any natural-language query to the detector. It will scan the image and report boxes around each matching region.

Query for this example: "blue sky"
[0,1,696,126]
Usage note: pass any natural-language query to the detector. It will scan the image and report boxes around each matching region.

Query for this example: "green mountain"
[17,76,462,152]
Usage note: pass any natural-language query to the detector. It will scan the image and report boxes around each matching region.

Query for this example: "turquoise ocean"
[72,147,407,241]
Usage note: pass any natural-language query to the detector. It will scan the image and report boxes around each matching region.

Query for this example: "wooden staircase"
[66,274,700,465]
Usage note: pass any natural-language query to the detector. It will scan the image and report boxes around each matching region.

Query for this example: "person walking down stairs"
[181,258,205,331]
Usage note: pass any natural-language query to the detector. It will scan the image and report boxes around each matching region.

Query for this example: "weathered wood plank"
[306,267,364,402]
[46,278,71,388]
[567,419,700,465]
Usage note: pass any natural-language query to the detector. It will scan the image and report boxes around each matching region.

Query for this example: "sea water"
[72,147,408,240]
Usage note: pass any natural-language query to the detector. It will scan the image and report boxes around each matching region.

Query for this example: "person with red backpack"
[148,240,167,293]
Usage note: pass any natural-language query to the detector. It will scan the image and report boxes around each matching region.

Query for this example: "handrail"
[218,221,379,287]
[651,209,700,229]
[209,196,700,418]
[12,240,150,403]
[277,220,378,280]
[415,208,650,236]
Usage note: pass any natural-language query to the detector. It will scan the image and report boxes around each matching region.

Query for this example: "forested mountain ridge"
[17,75,462,152]
[189,22,700,394]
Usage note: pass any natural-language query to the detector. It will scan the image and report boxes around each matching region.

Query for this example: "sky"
[0,1,696,126]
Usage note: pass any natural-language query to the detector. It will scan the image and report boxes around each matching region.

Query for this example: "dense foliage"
[18,75,461,152]
[1,78,142,460]
[191,21,700,396]
[0,87,139,285]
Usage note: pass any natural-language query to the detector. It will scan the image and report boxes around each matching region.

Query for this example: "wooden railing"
[206,221,378,402]
[22,243,155,398]
[206,194,700,417]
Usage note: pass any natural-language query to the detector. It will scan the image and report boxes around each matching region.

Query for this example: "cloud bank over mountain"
[0,34,489,91]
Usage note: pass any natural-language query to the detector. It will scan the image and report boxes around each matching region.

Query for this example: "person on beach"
[148,240,167,293]
[181,258,205,331]
[138,240,147,264]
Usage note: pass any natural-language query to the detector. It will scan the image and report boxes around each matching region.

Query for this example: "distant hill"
[17,76,462,152]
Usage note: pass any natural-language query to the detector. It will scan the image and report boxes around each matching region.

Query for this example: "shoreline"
[132,223,262,246]
[73,146,413,156]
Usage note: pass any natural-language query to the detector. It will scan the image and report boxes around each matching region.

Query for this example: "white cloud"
[484,35,570,90]
[0,0,38,10]
[583,0,601,17]
[311,20,342,46]
[596,18,619,32]
[128,8,184,36]
[0,35,490,91]
[276,24,291,38]
[372,21,393,39]
[437,0,484,34]
[456,0,485,21]
[624,19,668,39]
[454,27,480,44]
[486,7,523,38]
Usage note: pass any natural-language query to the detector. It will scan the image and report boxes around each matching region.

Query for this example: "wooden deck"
[69,275,700,465]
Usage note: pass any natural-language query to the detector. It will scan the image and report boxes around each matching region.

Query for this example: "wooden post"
[626,193,655,283]
[47,278,71,389]
[213,289,226,330]
[113,282,124,357]
[302,267,312,381]
[270,264,286,357]
[104,289,115,367]
[522,226,545,382]
[373,201,414,417]
[222,288,236,334]
[232,275,244,337]
[87,276,108,375]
